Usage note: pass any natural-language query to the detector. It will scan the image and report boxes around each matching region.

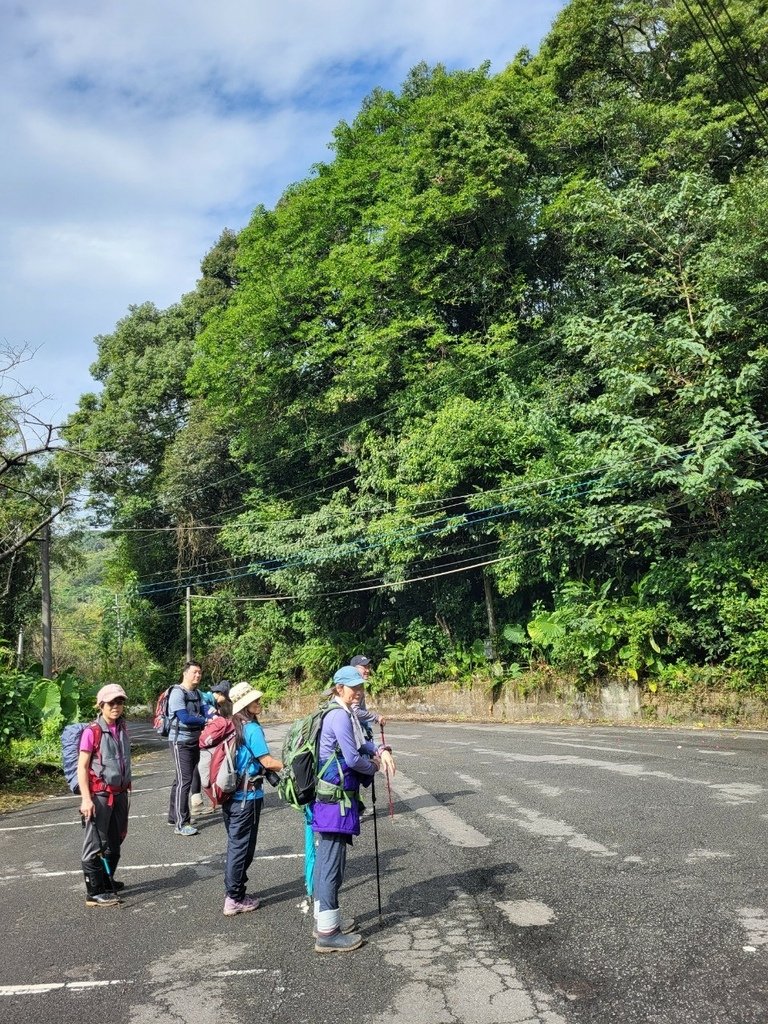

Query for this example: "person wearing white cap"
[76,683,132,907]
[221,682,284,916]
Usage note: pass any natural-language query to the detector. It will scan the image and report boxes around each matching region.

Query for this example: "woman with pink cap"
[76,683,132,907]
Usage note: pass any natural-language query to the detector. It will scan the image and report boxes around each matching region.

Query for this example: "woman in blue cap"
[311,665,395,953]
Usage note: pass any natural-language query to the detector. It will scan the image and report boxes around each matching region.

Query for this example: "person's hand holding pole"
[379,725,396,818]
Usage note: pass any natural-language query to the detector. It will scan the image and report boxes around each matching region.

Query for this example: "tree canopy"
[61,0,768,693]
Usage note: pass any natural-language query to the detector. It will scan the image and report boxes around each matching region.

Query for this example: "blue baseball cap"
[333,666,365,688]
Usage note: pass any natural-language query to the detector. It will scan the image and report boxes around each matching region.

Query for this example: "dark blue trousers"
[222,797,262,900]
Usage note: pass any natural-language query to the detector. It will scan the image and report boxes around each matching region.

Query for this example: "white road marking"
[696,749,736,757]
[0,853,302,882]
[493,796,619,859]
[0,813,166,832]
[0,980,132,996]
[519,779,564,798]
[389,771,491,848]
[544,741,656,756]
[736,907,768,947]
[476,747,766,805]
[686,849,732,864]
[455,772,482,788]
[213,969,268,977]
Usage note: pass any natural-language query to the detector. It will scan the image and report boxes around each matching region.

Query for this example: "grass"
[0,736,67,813]
[0,761,66,813]
[0,734,159,814]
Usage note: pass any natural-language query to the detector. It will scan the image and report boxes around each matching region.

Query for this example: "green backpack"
[277,704,344,810]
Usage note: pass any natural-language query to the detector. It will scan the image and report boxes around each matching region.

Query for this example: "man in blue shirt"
[167,661,207,836]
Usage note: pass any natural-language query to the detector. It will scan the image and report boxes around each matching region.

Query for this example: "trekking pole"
[380,725,395,818]
[370,779,383,927]
[99,845,119,897]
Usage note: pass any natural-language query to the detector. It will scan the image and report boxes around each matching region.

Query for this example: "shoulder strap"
[88,721,104,768]
[170,685,198,734]
[315,706,342,777]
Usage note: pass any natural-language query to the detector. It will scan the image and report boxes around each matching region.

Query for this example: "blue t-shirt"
[232,720,269,802]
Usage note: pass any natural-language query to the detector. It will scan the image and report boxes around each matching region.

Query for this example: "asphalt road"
[0,719,766,1024]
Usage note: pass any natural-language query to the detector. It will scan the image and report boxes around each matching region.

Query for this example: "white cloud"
[0,0,567,423]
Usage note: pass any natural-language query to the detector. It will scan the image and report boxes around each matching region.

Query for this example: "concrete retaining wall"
[263,679,768,729]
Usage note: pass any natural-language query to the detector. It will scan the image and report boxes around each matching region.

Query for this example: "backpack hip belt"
[88,776,131,806]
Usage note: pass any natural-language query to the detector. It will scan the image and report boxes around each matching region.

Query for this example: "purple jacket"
[311,706,377,836]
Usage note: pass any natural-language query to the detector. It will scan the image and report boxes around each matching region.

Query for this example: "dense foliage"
[58,0,768,697]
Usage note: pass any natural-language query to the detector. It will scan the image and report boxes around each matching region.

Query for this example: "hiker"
[77,683,132,908]
[191,680,232,813]
[312,665,395,953]
[299,660,384,913]
[221,681,284,916]
[349,654,385,733]
[201,679,233,718]
[167,660,207,836]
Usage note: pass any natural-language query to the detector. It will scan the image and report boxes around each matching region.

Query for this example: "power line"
[680,0,768,147]
[136,419,767,596]
[697,0,768,128]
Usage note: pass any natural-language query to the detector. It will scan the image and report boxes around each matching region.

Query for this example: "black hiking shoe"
[86,892,121,907]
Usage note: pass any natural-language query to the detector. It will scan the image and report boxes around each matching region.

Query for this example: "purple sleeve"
[320,710,376,777]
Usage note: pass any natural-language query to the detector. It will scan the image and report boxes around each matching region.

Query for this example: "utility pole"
[482,568,498,662]
[185,586,192,662]
[41,523,53,679]
[115,594,123,666]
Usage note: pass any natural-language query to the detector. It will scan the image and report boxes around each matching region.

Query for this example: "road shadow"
[347,857,522,935]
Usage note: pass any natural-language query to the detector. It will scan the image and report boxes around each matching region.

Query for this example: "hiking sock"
[316,907,341,935]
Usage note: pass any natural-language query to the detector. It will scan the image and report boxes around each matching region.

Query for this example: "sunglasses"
[104,698,126,706]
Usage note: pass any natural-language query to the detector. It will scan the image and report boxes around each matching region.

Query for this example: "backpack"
[153,684,198,736]
[277,704,340,810]
[152,685,176,736]
[61,721,102,794]
[198,716,239,807]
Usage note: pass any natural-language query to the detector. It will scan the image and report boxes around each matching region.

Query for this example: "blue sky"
[0,0,567,430]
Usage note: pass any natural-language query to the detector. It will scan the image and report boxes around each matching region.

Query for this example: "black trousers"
[169,742,200,827]
[82,791,129,866]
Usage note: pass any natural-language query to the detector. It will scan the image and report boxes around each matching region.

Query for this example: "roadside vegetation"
[3,1,768,791]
